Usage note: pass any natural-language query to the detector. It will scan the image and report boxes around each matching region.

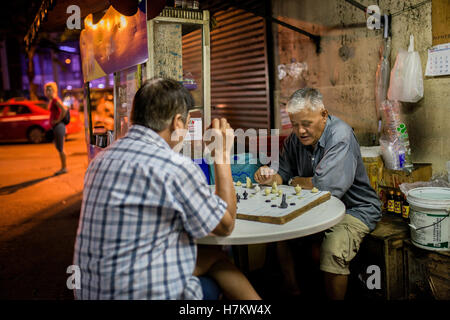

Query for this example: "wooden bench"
[351,214,410,299]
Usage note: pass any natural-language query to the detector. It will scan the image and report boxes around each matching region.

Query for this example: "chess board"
[212,184,331,225]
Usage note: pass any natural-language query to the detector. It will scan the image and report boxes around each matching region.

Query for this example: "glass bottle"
[394,191,402,215]
[402,194,410,221]
[387,190,395,214]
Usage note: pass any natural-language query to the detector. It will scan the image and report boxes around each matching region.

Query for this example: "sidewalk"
[0,130,88,299]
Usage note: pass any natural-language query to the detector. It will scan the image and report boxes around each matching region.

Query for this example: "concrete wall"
[271,0,450,174]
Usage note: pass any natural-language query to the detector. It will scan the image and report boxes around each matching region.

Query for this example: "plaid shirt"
[73,125,227,299]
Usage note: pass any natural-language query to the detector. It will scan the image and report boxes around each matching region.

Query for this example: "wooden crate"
[351,214,410,300]
[404,239,450,300]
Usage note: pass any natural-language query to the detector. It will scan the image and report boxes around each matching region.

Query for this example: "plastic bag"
[379,100,413,170]
[375,38,391,117]
[379,137,405,170]
[399,179,450,195]
[387,35,423,103]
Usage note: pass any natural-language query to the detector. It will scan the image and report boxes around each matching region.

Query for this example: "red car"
[0,98,83,143]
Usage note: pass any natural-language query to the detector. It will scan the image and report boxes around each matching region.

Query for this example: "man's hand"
[254,166,276,185]
[289,176,314,189]
[207,118,234,164]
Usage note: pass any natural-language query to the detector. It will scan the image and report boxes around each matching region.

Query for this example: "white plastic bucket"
[447,161,450,183]
[407,187,450,251]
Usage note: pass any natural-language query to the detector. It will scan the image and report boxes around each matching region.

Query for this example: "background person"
[254,87,381,300]
[44,82,67,175]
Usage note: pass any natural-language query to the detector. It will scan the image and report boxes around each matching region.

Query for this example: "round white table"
[197,195,346,245]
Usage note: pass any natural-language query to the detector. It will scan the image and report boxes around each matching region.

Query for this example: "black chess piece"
[279,194,288,208]
[243,190,248,200]
[236,193,240,203]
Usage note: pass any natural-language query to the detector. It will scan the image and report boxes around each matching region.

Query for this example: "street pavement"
[0,129,88,299]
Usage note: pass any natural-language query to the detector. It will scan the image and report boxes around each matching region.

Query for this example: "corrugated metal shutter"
[183,8,270,130]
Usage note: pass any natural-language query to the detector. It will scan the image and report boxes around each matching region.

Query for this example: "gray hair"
[286,87,325,113]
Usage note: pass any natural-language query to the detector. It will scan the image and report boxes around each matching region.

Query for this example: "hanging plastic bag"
[375,38,391,118]
[379,100,413,171]
[387,35,423,103]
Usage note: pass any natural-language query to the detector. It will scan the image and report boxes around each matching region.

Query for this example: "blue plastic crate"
[208,153,260,184]
[193,158,211,184]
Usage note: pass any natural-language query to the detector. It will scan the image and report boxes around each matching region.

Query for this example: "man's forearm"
[214,163,236,217]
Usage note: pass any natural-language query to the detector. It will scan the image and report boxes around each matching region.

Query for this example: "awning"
[25,0,322,52]
[24,0,109,50]
[23,0,161,51]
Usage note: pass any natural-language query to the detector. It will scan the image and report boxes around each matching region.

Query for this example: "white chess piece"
[246,177,253,188]
[295,185,302,195]
[271,181,278,194]
[311,187,319,193]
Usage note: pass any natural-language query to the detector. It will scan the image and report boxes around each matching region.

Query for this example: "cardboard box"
[362,154,384,193]
[361,153,432,212]
[380,163,433,189]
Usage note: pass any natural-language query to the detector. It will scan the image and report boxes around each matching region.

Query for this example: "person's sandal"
[54,168,68,175]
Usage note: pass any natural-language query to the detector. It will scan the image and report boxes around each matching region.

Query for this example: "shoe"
[54,168,68,175]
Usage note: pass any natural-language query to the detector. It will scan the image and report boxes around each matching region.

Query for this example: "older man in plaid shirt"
[73,78,260,300]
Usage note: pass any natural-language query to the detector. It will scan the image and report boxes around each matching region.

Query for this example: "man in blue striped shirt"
[73,78,260,300]
[255,87,381,299]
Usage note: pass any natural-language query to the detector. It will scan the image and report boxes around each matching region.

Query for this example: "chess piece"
[265,188,271,196]
[254,185,261,193]
[236,193,240,203]
[277,190,283,197]
[279,194,288,208]
[271,181,278,193]
[246,177,253,188]
[311,187,319,193]
[295,185,302,195]
[236,181,242,186]
[243,190,248,200]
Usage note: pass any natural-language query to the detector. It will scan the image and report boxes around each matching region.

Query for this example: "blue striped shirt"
[73,125,227,299]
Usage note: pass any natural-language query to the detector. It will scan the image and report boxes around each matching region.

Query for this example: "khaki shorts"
[320,214,370,275]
